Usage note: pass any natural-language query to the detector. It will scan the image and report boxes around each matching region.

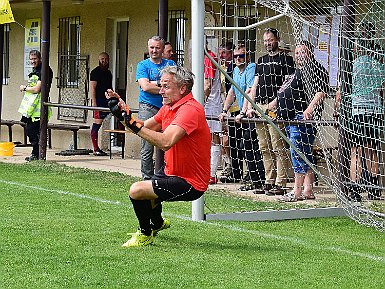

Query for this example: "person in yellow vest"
[18,50,53,161]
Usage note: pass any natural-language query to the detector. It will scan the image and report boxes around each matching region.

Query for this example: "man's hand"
[106,89,143,134]
[218,112,227,122]
[303,107,314,120]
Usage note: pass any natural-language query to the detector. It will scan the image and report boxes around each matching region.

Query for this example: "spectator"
[163,41,174,61]
[106,66,211,247]
[219,41,235,94]
[18,50,53,161]
[89,52,113,156]
[247,28,295,195]
[204,44,223,184]
[219,44,265,190]
[267,41,329,202]
[136,36,176,180]
[218,42,237,181]
[345,30,385,201]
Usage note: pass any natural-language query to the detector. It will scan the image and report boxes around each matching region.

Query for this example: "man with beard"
[246,28,295,195]
[90,52,113,156]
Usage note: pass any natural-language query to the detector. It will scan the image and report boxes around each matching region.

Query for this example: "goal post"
[196,0,385,231]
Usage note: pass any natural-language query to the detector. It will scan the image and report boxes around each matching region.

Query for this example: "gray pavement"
[1,146,142,177]
[0,145,337,204]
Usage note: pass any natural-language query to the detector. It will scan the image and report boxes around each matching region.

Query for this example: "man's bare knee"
[129,182,145,200]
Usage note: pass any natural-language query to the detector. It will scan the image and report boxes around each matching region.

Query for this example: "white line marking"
[1,179,383,262]
[0,179,125,206]
[199,221,385,263]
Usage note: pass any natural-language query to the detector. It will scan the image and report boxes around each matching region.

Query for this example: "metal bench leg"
[109,132,113,159]
[48,129,52,149]
[7,124,13,142]
[121,134,125,159]
[73,130,78,150]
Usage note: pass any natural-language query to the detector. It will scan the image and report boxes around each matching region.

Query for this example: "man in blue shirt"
[219,44,265,191]
[136,36,176,180]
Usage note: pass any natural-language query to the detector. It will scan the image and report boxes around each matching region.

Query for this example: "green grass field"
[1,161,384,289]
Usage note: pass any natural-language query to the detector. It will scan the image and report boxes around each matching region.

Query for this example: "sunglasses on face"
[233,54,246,59]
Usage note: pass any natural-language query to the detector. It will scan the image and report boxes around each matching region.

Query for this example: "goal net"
[203,0,385,231]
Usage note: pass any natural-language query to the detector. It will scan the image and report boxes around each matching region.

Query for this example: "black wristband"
[222,109,228,113]
[129,121,142,134]
[157,79,161,87]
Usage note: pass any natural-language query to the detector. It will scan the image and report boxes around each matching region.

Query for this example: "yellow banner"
[25,18,41,48]
[0,0,14,24]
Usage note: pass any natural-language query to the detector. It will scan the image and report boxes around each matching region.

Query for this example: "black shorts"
[350,114,383,147]
[152,168,204,202]
[93,110,109,120]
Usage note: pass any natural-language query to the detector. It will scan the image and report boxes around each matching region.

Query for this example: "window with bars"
[3,24,10,85]
[57,16,81,88]
[168,10,186,66]
[220,4,259,62]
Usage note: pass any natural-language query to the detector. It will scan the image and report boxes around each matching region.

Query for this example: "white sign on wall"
[24,18,41,80]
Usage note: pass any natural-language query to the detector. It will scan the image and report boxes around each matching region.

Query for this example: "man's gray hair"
[161,66,195,93]
[29,49,41,59]
[149,35,165,48]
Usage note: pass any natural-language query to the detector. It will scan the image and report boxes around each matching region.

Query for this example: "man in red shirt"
[106,66,211,247]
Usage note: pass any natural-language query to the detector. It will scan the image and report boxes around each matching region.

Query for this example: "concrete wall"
[2,0,191,157]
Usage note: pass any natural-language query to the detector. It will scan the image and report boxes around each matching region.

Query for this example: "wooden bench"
[1,119,89,150]
[47,123,90,150]
[0,119,28,145]
[104,129,131,159]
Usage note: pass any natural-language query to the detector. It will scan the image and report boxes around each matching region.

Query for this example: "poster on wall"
[24,18,40,80]
[303,15,341,88]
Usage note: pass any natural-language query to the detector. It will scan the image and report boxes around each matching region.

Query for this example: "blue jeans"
[285,114,316,174]
[138,102,159,180]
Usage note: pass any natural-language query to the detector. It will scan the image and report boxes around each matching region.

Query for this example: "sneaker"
[93,149,108,156]
[153,219,171,236]
[253,183,271,194]
[209,176,218,185]
[219,175,241,183]
[122,230,154,247]
[25,155,38,161]
[239,182,263,192]
[348,183,362,202]
[266,184,286,196]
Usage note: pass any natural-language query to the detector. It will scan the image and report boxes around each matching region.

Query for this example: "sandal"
[279,191,305,202]
[303,194,316,200]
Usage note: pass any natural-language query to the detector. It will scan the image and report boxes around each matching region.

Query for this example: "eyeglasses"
[233,54,246,59]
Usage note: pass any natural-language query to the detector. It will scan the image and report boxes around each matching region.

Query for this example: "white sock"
[210,144,221,177]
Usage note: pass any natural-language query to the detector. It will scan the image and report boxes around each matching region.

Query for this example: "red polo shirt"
[154,92,211,191]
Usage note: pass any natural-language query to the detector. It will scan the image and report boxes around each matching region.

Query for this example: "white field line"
[0,179,126,206]
[198,220,385,263]
[1,179,384,263]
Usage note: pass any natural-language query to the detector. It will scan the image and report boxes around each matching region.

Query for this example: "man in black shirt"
[18,50,53,161]
[246,28,295,195]
[90,52,113,156]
